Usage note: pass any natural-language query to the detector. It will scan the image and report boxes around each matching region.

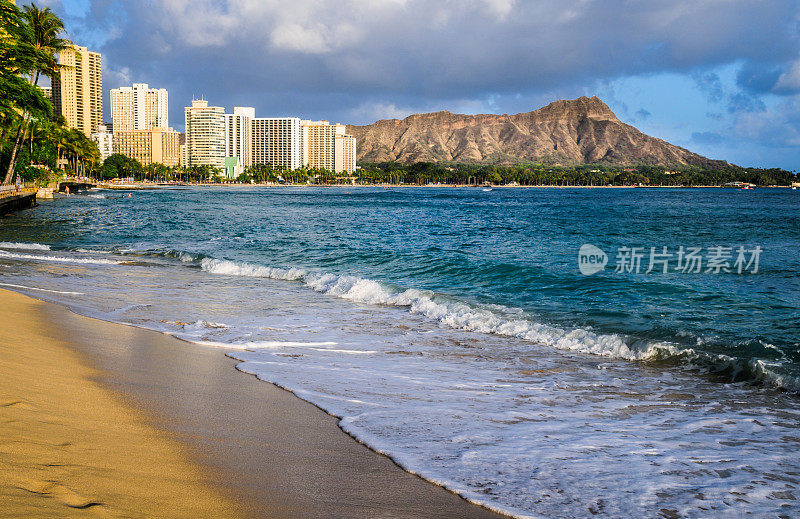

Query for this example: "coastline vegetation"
[89,159,799,188]
[0,1,99,187]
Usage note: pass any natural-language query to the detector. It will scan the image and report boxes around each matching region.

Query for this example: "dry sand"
[1,288,502,518]
[0,289,243,517]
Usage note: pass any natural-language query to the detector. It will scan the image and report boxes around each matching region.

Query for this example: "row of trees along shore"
[92,157,799,187]
[1,1,99,186]
[352,162,799,186]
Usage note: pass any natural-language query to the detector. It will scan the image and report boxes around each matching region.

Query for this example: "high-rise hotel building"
[52,44,103,137]
[110,82,178,166]
[334,133,357,174]
[300,120,357,174]
[224,107,254,177]
[252,117,301,171]
[110,83,168,132]
[185,100,226,169]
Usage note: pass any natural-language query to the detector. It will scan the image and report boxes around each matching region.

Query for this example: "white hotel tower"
[252,117,301,171]
[110,83,168,132]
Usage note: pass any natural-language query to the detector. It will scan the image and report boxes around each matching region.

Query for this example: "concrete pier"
[58,181,95,193]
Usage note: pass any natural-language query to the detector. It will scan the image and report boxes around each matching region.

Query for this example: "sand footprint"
[51,483,104,510]
[0,399,37,410]
[17,478,105,511]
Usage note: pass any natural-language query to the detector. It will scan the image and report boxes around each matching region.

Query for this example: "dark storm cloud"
[56,0,795,123]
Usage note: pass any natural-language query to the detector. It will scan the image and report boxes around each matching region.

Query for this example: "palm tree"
[3,4,69,184]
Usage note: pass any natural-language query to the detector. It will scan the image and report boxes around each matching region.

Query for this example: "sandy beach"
[0,289,243,517]
[0,288,501,518]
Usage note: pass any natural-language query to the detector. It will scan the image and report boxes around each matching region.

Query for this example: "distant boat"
[482,188,493,192]
[793,186,797,190]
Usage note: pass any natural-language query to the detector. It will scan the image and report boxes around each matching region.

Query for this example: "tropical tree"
[3,2,69,184]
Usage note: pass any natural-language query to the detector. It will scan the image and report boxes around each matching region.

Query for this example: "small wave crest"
[0,250,120,265]
[0,242,51,251]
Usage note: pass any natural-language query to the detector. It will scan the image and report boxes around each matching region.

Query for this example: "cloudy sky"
[39,0,800,170]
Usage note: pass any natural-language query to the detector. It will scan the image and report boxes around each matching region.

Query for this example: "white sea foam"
[0,242,51,251]
[199,257,800,392]
[0,250,120,265]
[200,257,307,280]
[0,282,84,295]
[193,339,339,350]
[75,248,112,254]
[200,258,677,361]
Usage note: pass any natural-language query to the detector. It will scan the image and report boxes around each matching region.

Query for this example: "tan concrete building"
[334,133,357,174]
[113,128,180,167]
[252,117,301,171]
[300,120,356,173]
[185,100,226,168]
[52,44,103,137]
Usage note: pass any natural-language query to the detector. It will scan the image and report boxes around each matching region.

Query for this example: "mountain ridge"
[346,96,725,168]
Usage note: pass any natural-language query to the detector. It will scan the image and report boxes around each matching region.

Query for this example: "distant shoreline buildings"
[186,102,357,177]
[50,44,356,176]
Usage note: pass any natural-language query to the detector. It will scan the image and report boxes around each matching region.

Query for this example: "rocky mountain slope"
[347,96,723,167]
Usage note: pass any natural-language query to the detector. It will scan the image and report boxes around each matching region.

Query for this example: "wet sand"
[1,289,502,518]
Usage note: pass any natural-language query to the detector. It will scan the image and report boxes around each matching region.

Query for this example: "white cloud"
[348,101,416,122]
[733,96,800,147]
[775,59,800,93]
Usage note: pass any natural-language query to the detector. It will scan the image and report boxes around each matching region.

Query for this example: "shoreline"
[1,288,503,518]
[92,181,795,189]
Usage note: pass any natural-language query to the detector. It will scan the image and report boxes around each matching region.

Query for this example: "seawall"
[0,192,37,215]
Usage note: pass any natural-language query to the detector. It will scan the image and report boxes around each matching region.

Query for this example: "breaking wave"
[198,256,799,392]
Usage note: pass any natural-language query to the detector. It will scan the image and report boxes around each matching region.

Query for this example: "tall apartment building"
[52,44,103,137]
[300,120,357,174]
[185,100,226,168]
[334,133,357,174]
[114,128,180,167]
[110,83,168,132]
[224,107,254,177]
[252,117,301,171]
[91,124,114,162]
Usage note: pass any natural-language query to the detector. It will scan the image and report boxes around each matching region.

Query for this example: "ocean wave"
[197,257,799,392]
[0,242,51,251]
[0,250,121,265]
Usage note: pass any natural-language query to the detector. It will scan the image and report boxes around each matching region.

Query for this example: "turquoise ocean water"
[1,186,799,517]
